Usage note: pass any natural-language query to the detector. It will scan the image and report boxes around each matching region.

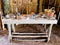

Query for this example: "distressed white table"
[2,18,57,42]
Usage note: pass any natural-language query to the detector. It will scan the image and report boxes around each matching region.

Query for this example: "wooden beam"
[39,0,43,12]
[0,0,1,10]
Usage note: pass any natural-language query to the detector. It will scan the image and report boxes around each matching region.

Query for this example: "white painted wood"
[12,35,48,38]
[44,24,46,31]
[2,19,57,24]
[2,18,57,42]
[12,32,47,35]
[2,23,4,30]
[8,24,12,41]
[12,24,15,32]
[48,24,53,42]
[13,39,46,41]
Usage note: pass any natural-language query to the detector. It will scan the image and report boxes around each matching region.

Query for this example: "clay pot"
[22,14,27,19]
[47,12,54,17]
[6,15,10,19]
[17,15,21,20]
[39,12,43,15]
[30,12,35,15]
[22,14,26,17]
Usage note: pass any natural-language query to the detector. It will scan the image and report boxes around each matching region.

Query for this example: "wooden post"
[10,0,14,13]
[0,0,1,10]
[0,16,2,30]
[0,0,2,30]
[39,0,43,12]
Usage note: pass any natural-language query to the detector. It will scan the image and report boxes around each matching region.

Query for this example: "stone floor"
[0,34,60,45]
[0,25,60,45]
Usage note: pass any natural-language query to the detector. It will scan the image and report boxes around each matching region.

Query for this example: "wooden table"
[2,18,57,42]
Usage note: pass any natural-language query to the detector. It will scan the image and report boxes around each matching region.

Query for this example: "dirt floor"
[0,25,60,45]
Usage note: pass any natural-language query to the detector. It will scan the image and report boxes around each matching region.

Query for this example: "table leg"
[48,24,53,42]
[2,23,4,30]
[8,24,12,41]
[44,24,46,30]
[12,24,15,32]
[44,24,47,32]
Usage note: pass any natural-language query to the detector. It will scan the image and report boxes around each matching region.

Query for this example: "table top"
[2,18,57,24]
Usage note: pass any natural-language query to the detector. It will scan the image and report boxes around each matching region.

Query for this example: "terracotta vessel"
[17,15,21,20]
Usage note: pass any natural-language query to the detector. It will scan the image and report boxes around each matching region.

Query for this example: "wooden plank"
[12,32,47,35]
[12,35,48,38]
[13,39,46,41]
